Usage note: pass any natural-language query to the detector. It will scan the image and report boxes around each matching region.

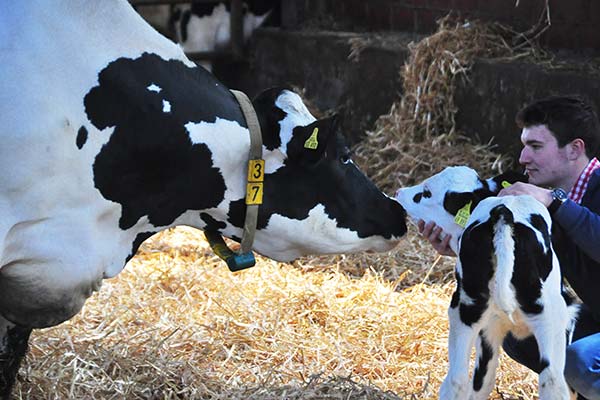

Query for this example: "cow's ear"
[443,191,475,218]
[287,115,337,165]
[485,171,528,193]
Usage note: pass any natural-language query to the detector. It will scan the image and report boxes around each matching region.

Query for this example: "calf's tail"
[490,205,517,323]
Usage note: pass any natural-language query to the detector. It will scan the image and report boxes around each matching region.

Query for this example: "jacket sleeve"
[554,199,600,262]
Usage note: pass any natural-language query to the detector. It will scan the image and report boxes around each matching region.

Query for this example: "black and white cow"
[395,166,578,400]
[0,1,405,397]
[139,1,278,71]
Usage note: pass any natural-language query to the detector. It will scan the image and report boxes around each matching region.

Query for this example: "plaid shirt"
[568,157,600,204]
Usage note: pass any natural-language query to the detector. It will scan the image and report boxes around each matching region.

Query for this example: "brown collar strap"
[204,90,264,272]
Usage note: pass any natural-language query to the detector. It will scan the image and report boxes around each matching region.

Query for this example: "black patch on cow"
[200,212,226,232]
[76,126,88,149]
[450,272,461,309]
[126,231,156,263]
[190,1,275,18]
[511,221,550,315]
[227,120,407,239]
[180,8,192,42]
[252,87,289,151]
[539,357,549,373]
[457,221,493,326]
[0,325,31,398]
[443,191,476,217]
[529,213,552,258]
[84,52,243,230]
[488,171,528,193]
[473,333,494,392]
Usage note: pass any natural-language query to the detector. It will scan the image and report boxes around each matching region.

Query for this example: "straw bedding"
[13,13,553,400]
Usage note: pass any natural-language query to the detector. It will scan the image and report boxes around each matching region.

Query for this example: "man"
[420,95,600,399]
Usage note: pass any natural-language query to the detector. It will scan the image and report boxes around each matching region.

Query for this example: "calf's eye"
[340,155,351,164]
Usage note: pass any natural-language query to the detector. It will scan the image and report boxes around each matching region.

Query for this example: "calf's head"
[228,88,407,261]
[394,166,526,251]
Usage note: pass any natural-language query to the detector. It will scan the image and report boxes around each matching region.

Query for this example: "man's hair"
[516,95,600,158]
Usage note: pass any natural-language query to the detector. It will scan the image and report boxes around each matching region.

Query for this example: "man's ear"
[286,115,337,165]
[486,171,528,193]
[567,138,586,161]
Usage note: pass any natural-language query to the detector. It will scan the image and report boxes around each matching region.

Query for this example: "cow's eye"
[423,189,432,198]
[340,154,351,164]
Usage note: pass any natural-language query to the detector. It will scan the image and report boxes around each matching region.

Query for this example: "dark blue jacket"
[554,168,600,319]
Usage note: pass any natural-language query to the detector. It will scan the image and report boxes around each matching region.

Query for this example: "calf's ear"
[286,115,337,165]
[443,191,475,217]
[486,171,528,193]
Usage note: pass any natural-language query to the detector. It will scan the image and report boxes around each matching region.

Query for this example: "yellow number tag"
[304,127,319,150]
[454,201,472,227]
[247,159,265,182]
[501,180,512,188]
[246,183,263,205]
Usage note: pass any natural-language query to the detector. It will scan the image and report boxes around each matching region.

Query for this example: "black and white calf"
[396,166,577,400]
[0,1,405,397]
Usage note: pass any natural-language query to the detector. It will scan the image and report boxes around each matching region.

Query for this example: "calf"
[0,1,405,397]
[395,166,576,400]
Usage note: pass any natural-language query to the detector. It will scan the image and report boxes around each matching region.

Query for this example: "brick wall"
[281,0,600,51]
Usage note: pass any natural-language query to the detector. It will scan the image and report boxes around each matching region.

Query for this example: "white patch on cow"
[185,118,249,203]
[250,204,395,261]
[275,90,316,154]
[162,100,171,113]
[147,83,161,92]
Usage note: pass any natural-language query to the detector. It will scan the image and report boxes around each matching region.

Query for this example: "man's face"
[519,125,569,187]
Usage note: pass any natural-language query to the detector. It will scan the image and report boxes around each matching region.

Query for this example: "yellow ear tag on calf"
[501,180,512,189]
[304,127,319,150]
[454,200,472,228]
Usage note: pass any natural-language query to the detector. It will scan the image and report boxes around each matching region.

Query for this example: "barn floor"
[14,226,539,399]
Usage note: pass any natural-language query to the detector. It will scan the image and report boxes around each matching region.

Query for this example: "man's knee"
[565,338,600,400]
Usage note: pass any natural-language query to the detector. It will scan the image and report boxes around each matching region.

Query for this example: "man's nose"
[518,148,530,165]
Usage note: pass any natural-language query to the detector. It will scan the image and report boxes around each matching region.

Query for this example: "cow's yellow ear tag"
[304,127,319,150]
[454,200,472,227]
[501,180,512,188]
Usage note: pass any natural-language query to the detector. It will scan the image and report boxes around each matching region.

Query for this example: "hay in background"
[353,14,551,193]
[15,228,537,399]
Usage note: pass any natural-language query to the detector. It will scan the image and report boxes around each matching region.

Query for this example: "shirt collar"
[568,157,600,204]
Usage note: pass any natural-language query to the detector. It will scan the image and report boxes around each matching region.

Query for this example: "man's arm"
[499,182,600,262]
[553,200,600,261]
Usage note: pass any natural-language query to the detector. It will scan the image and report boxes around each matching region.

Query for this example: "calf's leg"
[470,325,506,400]
[440,305,480,400]
[0,315,31,400]
[528,303,571,400]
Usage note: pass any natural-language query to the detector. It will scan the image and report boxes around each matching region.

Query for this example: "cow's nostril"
[413,193,422,203]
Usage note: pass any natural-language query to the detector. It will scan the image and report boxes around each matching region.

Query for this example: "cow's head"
[228,88,407,261]
[394,166,526,251]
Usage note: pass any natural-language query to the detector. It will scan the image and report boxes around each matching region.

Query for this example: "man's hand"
[498,182,553,207]
[417,220,456,256]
